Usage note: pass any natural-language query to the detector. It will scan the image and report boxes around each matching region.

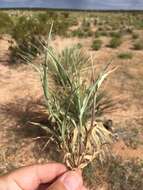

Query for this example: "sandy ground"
[0,35,143,177]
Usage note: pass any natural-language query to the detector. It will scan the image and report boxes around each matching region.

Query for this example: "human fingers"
[6,163,67,190]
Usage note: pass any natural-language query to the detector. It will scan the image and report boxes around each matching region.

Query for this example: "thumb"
[48,170,83,190]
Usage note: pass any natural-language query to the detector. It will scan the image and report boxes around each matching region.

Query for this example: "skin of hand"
[0,163,87,190]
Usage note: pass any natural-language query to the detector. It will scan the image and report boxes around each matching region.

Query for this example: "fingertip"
[59,170,83,190]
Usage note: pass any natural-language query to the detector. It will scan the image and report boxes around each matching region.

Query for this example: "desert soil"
[0,35,143,175]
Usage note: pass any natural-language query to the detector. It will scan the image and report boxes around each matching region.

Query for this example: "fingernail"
[59,171,83,190]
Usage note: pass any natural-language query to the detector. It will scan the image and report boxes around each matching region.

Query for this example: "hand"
[0,163,87,190]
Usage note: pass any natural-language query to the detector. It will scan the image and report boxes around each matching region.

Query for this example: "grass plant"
[20,26,116,170]
[91,39,102,50]
[132,32,139,39]
[118,52,133,59]
[108,37,122,49]
[133,40,143,50]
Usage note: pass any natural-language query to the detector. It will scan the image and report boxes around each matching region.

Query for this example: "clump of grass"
[108,37,122,48]
[118,52,133,59]
[133,40,143,50]
[72,27,92,38]
[95,30,108,37]
[23,27,116,170]
[94,31,101,38]
[109,31,122,38]
[72,18,93,38]
[132,32,139,39]
[71,29,85,38]
[37,51,115,168]
[91,39,102,50]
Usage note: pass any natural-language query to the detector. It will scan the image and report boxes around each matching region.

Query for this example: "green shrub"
[132,32,139,39]
[100,31,108,36]
[10,36,45,64]
[118,52,133,59]
[134,19,143,29]
[10,15,47,63]
[10,12,74,63]
[109,31,122,38]
[72,28,92,38]
[108,37,122,48]
[133,40,143,50]
[95,30,108,37]
[0,12,13,34]
[72,29,85,37]
[12,16,49,42]
[36,11,75,36]
[94,31,101,37]
[91,39,102,50]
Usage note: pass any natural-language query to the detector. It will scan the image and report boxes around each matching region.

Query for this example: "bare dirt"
[0,34,143,177]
